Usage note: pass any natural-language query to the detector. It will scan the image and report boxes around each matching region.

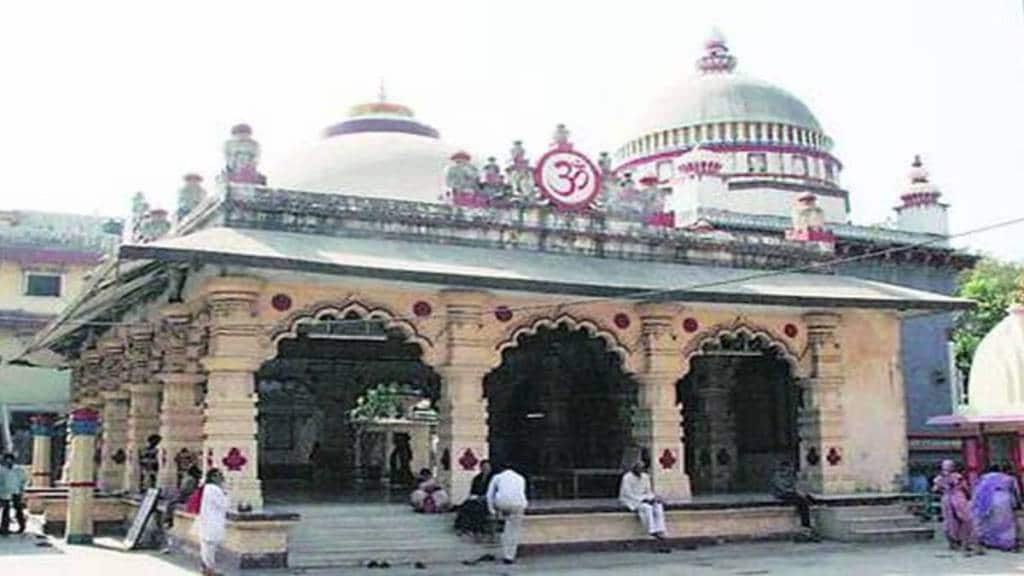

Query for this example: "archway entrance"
[484,322,637,500]
[257,308,440,502]
[678,330,799,494]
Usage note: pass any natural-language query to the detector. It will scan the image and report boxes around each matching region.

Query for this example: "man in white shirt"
[196,468,230,576]
[486,463,528,564]
[619,461,667,539]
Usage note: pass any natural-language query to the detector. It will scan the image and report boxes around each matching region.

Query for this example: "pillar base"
[66,534,94,545]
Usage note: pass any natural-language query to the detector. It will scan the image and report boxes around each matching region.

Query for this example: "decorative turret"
[666,145,727,224]
[445,151,484,207]
[221,124,266,185]
[176,173,207,222]
[697,28,737,74]
[129,192,149,242]
[506,140,534,198]
[786,192,834,245]
[894,155,949,237]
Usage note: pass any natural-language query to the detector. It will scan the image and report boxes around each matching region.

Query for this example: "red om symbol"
[551,159,591,197]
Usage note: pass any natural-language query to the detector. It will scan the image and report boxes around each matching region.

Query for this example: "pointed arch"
[493,313,634,374]
[682,321,800,375]
[268,299,433,361]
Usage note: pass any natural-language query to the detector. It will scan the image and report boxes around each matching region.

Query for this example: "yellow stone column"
[436,290,490,503]
[634,306,691,499]
[201,277,266,511]
[798,312,854,494]
[99,390,129,492]
[124,326,161,493]
[65,407,100,545]
[29,415,53,488]
[156,305,205,491]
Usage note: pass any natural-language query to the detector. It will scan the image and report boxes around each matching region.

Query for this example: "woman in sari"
[933,460,982,554]
[972,464,1021,551]
[455,460,493,537]
[410,468,450,513]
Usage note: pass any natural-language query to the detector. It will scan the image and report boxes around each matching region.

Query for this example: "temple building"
[15,32,976,565]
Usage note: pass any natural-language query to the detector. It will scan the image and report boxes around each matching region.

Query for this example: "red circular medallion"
[533,148,602,211]
[613,313,631,330]
[412,301,432,318]
[494,306,513,322]
[683,318,699,333]
[784,323,799,338]
[271,293,292,312]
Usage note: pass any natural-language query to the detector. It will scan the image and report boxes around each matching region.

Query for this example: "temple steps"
[283,503,498,569]
[814,503,934,543]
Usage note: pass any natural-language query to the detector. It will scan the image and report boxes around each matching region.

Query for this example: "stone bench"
[169,509,300,569]
[37,494,130,536]
[519,500,801,551]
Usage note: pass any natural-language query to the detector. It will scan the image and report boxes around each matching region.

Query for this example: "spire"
[697,28,737,74]
[377,78,387,103]
[900,154,941,207]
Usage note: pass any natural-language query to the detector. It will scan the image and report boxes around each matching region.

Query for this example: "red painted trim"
[68,481,96,488]
[32,472,51,477]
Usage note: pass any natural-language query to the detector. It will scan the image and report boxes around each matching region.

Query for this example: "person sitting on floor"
[619,461,667,540]
[410,468,450,513]
[455,459,493,537]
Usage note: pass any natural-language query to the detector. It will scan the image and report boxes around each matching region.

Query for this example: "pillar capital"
[30,414,53,436]
[803,311,841,333]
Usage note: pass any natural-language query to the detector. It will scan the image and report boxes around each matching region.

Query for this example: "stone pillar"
[156,305,206,491]
[65,408,100,545]
[436,290,490,503]
[699,371,737,493]
[59,358,90,485]
[633,306,691,499]
[29,415,53,488]
[99,391,129,492]
[124,326,161,493]
[201,277,265,511]
[798,312,854,494]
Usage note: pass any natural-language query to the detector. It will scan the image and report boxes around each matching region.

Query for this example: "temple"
[15,32,976,566]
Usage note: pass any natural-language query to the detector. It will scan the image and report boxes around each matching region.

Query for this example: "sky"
[1,0,1022,261]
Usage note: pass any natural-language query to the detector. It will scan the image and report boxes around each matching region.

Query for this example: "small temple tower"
[894,155,949,237]
[667,145,726,222]
[786,192,835,246]
[221,124,266,185]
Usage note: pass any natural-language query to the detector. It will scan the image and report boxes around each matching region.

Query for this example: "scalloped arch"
[492,314,634,373]
[682,322,801,374]
[267,300,433,361]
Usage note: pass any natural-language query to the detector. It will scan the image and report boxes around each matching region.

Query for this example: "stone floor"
[5,527,1024,576]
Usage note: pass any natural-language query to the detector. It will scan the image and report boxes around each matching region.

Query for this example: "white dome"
[270,102,460,204]
[964,306,1024,417]
[631,73,822,139]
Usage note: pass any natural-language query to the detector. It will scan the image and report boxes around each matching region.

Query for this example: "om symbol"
[551,160,591,197]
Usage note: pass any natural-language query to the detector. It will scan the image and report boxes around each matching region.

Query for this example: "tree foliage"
[952,258,1023,378]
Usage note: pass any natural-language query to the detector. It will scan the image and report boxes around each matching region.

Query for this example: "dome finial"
[697,28,737,74]
[378,78,387,103]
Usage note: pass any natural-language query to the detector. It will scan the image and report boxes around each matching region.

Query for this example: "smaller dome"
[964,305,1024,417]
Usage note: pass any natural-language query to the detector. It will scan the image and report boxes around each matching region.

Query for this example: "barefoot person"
[196,468,229,575]
[619,461,667,539]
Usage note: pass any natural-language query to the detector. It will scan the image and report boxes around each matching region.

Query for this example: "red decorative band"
[68,481,97,488]
[32,472,52,477]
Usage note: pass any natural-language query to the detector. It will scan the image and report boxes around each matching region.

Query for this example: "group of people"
[414,459,672,564]
[0,453,28,536]
[933,459,1021,555]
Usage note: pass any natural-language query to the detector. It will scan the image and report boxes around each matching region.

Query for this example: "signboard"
[124,488,160,550]
[534,148,601,211]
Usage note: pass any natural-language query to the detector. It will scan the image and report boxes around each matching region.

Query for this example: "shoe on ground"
[502,558,516,565]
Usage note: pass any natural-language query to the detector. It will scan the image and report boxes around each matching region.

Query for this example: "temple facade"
[16,33,975,554]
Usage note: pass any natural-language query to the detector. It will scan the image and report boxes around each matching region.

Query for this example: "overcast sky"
[2,0,1022,261]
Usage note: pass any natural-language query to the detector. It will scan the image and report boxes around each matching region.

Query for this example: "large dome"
[631,72,822,139]
[963,305,1024,417]
[272,100,458,204]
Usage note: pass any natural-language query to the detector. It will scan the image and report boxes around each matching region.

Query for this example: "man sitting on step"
[771,460,819,541]
[619,461,667,540]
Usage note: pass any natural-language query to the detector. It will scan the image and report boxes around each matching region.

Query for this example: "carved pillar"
[633,306,691,499]
[155,304,206,491]
[29,415,53,488]
[61,355,94,485]
[798,312,854,494]
[65,408,100,545]
[436,290,490,503]
[99,390,129,492]
[691,357,737,493]
[124,326,161,493]
[201,277,265,511]
[96,337,127,492]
